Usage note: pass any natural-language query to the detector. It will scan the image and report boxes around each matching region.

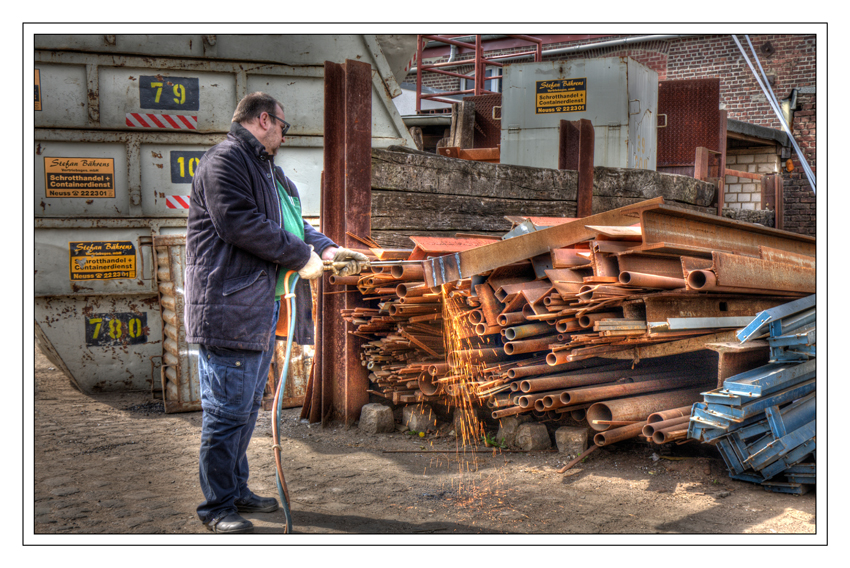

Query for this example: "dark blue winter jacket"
[184,122,335,350]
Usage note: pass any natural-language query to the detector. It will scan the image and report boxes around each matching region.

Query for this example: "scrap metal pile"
[688,295,817,494]
[334,198,815,450]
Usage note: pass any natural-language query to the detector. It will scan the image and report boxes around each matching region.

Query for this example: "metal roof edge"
[727,118,790,147]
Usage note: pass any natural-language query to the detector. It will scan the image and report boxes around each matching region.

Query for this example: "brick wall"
[412,34,817,235]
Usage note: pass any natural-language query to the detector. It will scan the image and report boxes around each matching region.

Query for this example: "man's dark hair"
[232,92,284,123]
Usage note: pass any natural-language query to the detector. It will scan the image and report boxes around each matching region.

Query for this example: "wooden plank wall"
[370,148,718,249]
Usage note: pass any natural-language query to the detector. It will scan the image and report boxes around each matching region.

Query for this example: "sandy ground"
[30,345,816,539]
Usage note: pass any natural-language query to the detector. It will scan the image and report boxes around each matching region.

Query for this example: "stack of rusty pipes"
[333,199,815,447]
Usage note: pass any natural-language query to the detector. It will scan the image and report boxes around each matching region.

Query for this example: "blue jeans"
[197,301,279,524]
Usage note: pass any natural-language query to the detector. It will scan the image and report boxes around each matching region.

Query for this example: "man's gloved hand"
[297,249,324,281]
[332,247,370,277]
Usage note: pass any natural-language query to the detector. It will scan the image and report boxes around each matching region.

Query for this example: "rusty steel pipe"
[498,311,528,327]
[504,322,554,341]
[491,405,529,419]
[475,283,504,326]
[685,269,801,296]
[593,422,646,446]
[328,274,361,286]
[641,415,690,438]
[686,269,718,291]
[467,309,485,325]
[504,334,560,355]
[570,408,588,421]
[536,394,571,411]
[647,405,693,423]
[390,264,425,281]
[578,311,623,328]
[399,296,441,304]
[428,363,449,376]
[388,304,441,316]
[556,318,583,333]
[619,271,685,289]
[396,282,429,298]
[577,285,596,302]
[374,287,400,295]
[547,351,571,366]
[518,363,676,394]
[586,386,708,431]
[517,392,556,409]
[475,322,503,336]
[448,348,513,368]
[560,375,709,406]
[418,373,443,396]
[652,427,688,444]
[506,359,629,380]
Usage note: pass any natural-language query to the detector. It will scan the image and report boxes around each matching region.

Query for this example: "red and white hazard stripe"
[126,113,198,130]
[165,195,191,209]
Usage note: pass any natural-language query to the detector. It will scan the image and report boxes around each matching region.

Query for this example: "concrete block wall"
[724,148,779,210]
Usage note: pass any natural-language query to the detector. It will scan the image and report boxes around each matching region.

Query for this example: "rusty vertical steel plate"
[464,93,502,149]
[657,79,720,167]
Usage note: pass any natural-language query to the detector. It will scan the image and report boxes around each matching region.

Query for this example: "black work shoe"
[235,493,280,513]
[206,512,254,534]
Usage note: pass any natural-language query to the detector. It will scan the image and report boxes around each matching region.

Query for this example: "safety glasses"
[267,113,291,137]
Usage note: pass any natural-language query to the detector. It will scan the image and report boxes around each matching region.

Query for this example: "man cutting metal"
[184,92,368,533]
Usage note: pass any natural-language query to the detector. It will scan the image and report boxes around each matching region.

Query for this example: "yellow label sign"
[44,157,115,198]
[35,69,41,111]
[69,241,137,281]
[536,78,587,114]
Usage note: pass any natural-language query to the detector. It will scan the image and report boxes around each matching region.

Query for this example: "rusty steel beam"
[642,293,791,323]
[423,197,663,287]
[320,61,346,426]
[637,204,815,258]
[759,245,815,270]
[615,252,686,279]
[704,341,771,389]
[705,251,814,294]
[341,58,373,426]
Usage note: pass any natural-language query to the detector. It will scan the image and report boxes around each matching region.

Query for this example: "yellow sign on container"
[535,78,587,114]
[44,157,115,198]
[69,241,137,281]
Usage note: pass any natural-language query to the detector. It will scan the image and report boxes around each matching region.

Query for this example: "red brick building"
[410,34,817,236]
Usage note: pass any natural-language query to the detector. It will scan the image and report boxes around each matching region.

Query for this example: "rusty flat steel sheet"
[423,197,663,286]
[586,225,643,241]
[712,251,815,294]
[638,204,815,258]
[505,216,580,227]
[407,236,501,260]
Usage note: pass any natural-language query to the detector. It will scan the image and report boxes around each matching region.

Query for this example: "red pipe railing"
[416,34,544,114]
